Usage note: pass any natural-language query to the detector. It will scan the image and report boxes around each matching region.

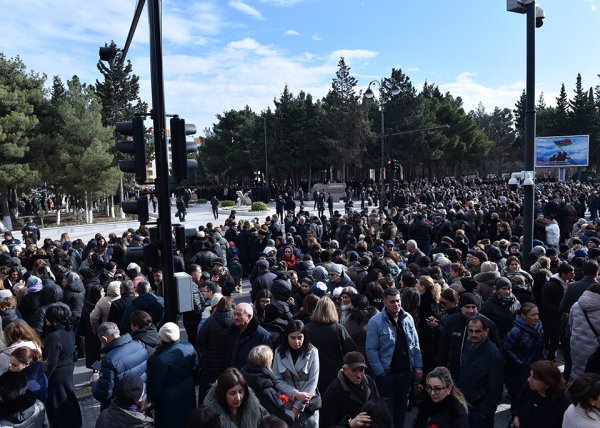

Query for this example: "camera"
[535,5,545,28]
[508,177,519,192]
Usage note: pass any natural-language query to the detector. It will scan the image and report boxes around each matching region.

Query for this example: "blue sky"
[1,0,599,136]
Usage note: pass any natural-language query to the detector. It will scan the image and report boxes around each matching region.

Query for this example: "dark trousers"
[182,312,201,345]
[376,371,411,428]
[468,409,495,428]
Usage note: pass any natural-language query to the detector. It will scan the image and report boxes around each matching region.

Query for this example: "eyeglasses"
[425,385,448,394]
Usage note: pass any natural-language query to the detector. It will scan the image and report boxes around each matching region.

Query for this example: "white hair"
[237,302,254,318]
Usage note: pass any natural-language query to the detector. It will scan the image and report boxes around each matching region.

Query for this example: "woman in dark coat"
[43,305,82,428]
[414,366,469,428]
[305,297,356,393]
[78,283,103,368]
[416,276,441,374]
[343,294,378,363]
[196,295,235,405]
[503,303,546,401]
[241,345,294,426]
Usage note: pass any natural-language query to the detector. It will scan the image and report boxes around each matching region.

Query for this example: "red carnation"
[279,394,289,403]
[429,424,439,428]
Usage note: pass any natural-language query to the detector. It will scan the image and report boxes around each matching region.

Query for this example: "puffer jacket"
[196,308,234,387]
[0,392,48,428]
[61,272,85,318]
[503,316,546,396]
[203,384,268,428]
[241,364,293,426]
[569,290,600,379]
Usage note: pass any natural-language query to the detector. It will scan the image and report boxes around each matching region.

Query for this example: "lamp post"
[263,116,270,200]
[507,0,544,257]
[364,79,400,208]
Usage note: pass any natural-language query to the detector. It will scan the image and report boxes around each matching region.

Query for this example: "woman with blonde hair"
[414,366,468,428]
[305,297,356,392]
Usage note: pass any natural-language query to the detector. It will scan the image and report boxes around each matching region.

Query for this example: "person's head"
[247,345,273,368]
[234,302,254,331]
[186,406,222,428]
[519,302,540,327]
[567,373,600,415]
[383,287,402,317]
[187,264,201,283]
[342,351,367,385]
[425,366,467,410]
[278,320,310,358]
[129,310,154,332]
[3,320,42,349]
[311,296,339,324]
[328,264,343,284]
[115,373,146,409]
[360,398,393,428]
[440,287,458,311]
[44,305,73,330]
[449,263,467,278]
[528,360,565,402]
[506,256,521,272]
[97,321,120,344]
[216,367,249,415]
[0,371,28,403]
[9,346,41,372]
[495,277,512,298]
[201,281,219,300]
[467,316,489,348]
[582,260,599,277]
[136,280,152,295]
[557,262,575,281]
[158,322,180,344]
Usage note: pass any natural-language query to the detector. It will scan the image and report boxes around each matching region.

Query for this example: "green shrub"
[250,201,269,211]
[197,198,208,204]
[221,200,236,207]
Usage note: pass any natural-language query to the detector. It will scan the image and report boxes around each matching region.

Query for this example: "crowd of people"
[0,178,599,427]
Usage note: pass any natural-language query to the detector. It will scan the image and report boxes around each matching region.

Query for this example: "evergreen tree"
[0,54,46,229]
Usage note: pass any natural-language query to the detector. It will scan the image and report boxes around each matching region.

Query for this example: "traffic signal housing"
[121,196,149,224]
[170,116,198,182]
[116,116,147,184]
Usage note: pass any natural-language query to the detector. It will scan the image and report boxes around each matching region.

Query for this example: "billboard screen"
[535,135,589,167]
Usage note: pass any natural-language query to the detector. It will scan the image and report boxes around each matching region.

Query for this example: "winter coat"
[203,384,268,428]
[365,309,422,377]
[43,326,82,427]
[241,363,294,426]
[225,317,272,369]
[569,290,600,379]
[61,272,85,318]
[321,370,379,427]
[413,393,469,428]
[438,312,500,379]
[503,316,546,397]
[147,340,197,428]
[106,294,136,331]
[120,293,164,334]
[0,340,41,375]
[457,338,504,417]
[480,292,520,339]
[90,282,121,333]
[474,271,500,302]
[0,307,21,329]
[95,401,154,428]
[512,386,569,428]
[0,391,49,428]
[273,345,320,427]
[17,289,43,328]
[562,404,600,428]
[541,276,567,332]
[79,299,102,368]
[305,321,357,392]
[251,270,277,302]
[92,333,148,409]
[196,308,235,389]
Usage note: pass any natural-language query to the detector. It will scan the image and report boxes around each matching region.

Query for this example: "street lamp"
[364,79,401,208]
[507,0,545,257]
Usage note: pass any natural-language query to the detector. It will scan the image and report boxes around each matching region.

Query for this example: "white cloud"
[312,34,323,41]
[259,0,304,5]
[584,0,598,12]
[284,29,300,36]
[228,0,264,20]
[329,49,378,63]
[435,72,549,113]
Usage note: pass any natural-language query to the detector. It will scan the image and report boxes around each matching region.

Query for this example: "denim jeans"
[376,371,412,428]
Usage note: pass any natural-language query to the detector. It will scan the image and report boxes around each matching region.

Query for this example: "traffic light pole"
[148,0,177,322]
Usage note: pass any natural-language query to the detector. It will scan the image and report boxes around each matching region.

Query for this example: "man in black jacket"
[107,280,137,333]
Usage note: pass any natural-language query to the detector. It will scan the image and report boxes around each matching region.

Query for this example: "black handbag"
[304,391,322,415]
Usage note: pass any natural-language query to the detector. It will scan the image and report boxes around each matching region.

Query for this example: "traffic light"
[393,159,400,171]
[116,116,147,184]
[386,159,392,169]
[121,196,149,224]
[170,116,198,182]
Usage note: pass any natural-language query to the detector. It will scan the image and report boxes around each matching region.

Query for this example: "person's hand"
[349,412,371,427]
[512,416,520,428]
[89,373,99,383]
[426,316,439,328]
[414,369,423,381]
[291,407,301,420]
[295,391,312,404]
[287,296,295,306]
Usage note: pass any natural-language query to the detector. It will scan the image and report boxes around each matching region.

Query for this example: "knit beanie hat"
[458,292,481,309]
[158,322,180,343]
[495,277,512,290]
